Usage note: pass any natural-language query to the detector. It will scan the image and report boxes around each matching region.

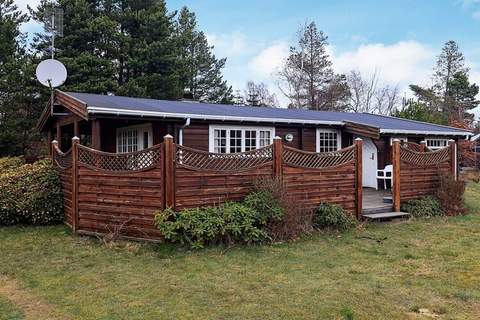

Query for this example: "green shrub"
[0,157,23,175]
[243,189,284,224]
[155,202,270,249]
[401,196,444,218]
[0,159,63,225]
[314,203,357,231]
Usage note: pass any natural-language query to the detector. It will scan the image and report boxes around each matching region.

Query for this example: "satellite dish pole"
[37,2,65,115]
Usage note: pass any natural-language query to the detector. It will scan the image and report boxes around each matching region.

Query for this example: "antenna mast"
[43,2,64,114]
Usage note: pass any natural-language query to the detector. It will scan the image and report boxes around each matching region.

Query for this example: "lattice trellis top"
[176,145,273,172]
[400,145,451,166]
[53,148,72,170]
[77,144,163,172]
[283,145,356,169]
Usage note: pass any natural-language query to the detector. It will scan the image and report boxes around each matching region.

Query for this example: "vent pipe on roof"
[178,118,191,146]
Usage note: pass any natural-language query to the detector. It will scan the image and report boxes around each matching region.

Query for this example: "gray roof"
[66,91,472,136]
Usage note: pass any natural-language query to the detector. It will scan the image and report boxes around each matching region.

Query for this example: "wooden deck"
[362,188,392,211]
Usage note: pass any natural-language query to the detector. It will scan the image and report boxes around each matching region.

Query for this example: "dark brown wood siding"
[182,123,209,151]
[275,127,301,149]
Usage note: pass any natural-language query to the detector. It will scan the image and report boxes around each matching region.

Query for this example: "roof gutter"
[87,106,345,126]
[379,129,473,137]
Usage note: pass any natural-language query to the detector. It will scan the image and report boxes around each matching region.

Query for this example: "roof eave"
[379,128,473,137]
[87,106,345,126]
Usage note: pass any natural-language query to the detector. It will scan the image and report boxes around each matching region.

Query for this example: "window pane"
[229,129,242,153]
[245,130,257,151]
[318,130,338,152]
[214,129,227,153]
[259,130,271,147]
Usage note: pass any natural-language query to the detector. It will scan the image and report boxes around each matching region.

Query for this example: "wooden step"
[363,212,410,219]
[362,205,393,215]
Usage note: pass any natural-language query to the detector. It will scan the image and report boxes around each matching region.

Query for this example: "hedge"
[0,159,64,225]
[0,157,23,174]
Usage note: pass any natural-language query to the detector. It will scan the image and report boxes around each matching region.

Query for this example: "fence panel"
[52,146,73,226]
[282,145,358,212]
[399,145,453,202]
[174,145,274,210]
[75,144,164,240]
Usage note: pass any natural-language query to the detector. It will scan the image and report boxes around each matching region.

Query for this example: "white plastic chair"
[376,165,393,190]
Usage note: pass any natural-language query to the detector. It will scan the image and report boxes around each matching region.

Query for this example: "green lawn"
[0,184,479,320]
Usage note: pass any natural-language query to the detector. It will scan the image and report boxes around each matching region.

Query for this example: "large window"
[425,138,449,150]
[316,129,341,152]
[209,126,274,153]
[116,124,153,153]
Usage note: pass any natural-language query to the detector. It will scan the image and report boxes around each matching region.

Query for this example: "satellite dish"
[36,59,67,88]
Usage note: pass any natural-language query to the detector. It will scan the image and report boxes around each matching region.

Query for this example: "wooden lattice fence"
[52,136,363,241]
[392,139,456,211]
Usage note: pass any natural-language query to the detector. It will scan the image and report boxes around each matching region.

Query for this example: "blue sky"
[16,0,480,112]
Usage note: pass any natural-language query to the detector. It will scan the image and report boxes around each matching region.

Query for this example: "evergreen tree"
[30,0,118,94]
[433,40,469,98]
[0,0,43,156]
[407,40,478,123]
[277,21,349,110]
[393,101,448,125]
[175,7,233,103]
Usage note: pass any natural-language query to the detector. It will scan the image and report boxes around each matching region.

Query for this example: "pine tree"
[433,40,469,98]
[30,0,118,94]
[175,7,233,103]
[278,21,349,110]
[0,0,43,156]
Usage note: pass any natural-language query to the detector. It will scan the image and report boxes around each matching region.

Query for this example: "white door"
[360,137,378,188]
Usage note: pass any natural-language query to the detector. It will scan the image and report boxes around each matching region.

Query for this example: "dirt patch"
[0,275,64,320]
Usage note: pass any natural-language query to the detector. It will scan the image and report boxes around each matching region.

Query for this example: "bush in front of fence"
[436,174,467,216]
[0,158,64,226]
[155,202,273,249]
[155,177,315,248]
[401,196,444,218]
[313,203,357,232]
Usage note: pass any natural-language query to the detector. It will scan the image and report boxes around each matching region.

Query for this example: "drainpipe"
[178,118,191,146]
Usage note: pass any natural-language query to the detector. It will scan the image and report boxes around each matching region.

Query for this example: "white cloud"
[247,42,289,79]
[331,41,435,92]
[473,10,480,19]
[206,32,248,57]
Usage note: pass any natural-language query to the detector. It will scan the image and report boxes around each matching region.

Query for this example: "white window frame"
[390,137,408,145]
[208,125,275,153]
[316,128,342,152]
[425,138,449,150]
[116,123,153,153]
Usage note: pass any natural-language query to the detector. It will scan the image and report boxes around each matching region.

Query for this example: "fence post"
[71,136,80,233]
[51,140,58,163]
[273,136,283,180]
[164,134,175,209]
[420,140,427,152]
[449,139,457,181]
[354,138,363,219]
[392,139,401,212]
